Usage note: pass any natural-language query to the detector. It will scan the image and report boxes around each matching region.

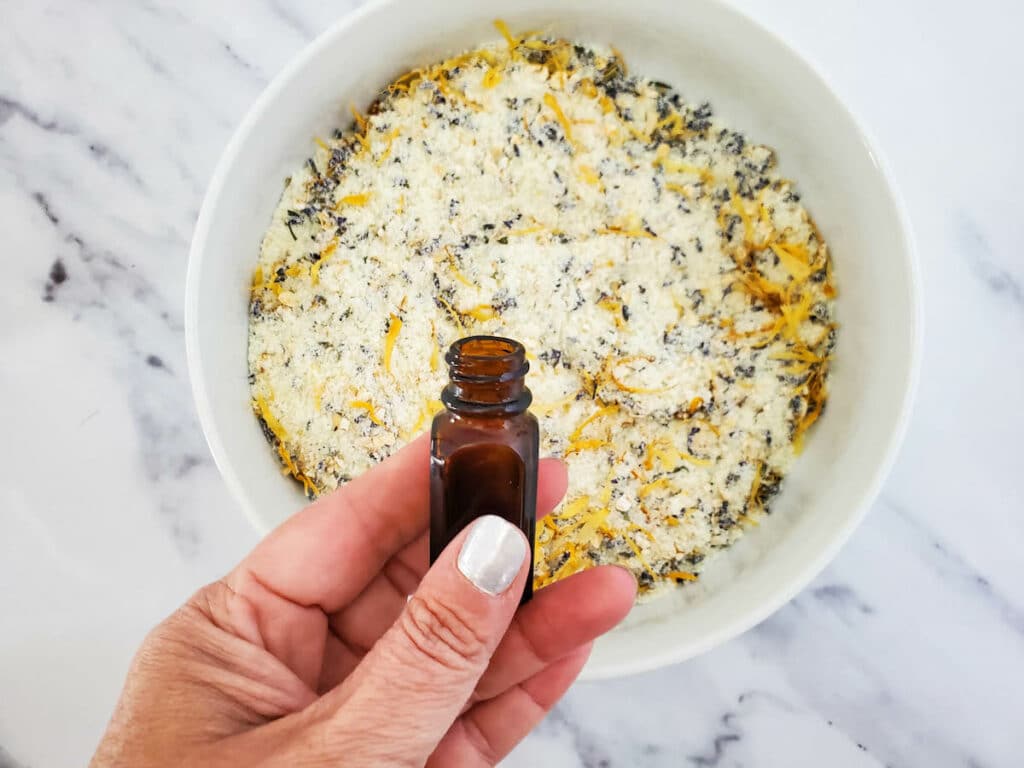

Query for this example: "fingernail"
[457,515,528,596]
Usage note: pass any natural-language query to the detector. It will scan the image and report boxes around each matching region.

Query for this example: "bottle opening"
[445,335,529,383]
[442,335,532,411]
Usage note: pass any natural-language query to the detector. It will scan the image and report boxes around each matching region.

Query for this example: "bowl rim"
[185,0,923,679]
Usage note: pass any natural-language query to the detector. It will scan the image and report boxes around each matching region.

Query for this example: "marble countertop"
[2,1,1021,765]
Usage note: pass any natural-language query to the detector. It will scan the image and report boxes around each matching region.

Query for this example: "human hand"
[91,436,636,766]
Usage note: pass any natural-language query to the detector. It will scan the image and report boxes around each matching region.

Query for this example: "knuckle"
[399,595,490,671]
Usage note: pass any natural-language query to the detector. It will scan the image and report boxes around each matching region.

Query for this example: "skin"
[91,435,637,767]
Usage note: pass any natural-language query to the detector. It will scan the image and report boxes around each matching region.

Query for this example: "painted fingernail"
[457,515,528,596]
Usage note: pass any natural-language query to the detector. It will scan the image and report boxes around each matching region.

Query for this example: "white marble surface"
[1,0,1021,765]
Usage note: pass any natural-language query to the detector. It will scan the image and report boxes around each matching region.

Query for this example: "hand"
[91,436,636,766]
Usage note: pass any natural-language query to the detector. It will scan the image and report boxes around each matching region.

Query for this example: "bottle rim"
[445,335,529,383]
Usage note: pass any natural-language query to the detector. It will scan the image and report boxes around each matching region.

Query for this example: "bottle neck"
[442,336,532,415]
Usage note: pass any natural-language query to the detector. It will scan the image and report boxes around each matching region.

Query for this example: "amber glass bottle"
[430,336,539,603]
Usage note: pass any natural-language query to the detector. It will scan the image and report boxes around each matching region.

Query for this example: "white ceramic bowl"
[186,0,921,680]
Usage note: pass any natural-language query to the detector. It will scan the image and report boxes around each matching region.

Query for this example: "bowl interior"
[186,0,918,679]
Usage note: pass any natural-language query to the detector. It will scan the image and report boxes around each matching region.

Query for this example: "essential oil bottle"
[429,336,539,603]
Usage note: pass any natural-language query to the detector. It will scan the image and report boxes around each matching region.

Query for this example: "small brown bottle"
[429,335,539,603]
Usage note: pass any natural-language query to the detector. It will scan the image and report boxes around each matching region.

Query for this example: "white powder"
[248,35,836,596]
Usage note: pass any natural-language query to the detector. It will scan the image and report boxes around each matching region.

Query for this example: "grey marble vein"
[0,95,71,133]
[0,95,144,187]
[811,584,875,621]
[883,498,1024,636]
[266,0,319,41]
[134,0,271,84]
[956,214,1023,310]
[687,713,741,767]
[221,42,260,76]
[540,704,616,768]
[26,189,156,309]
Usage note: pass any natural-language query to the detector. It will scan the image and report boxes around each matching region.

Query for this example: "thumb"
[320,515,530,762]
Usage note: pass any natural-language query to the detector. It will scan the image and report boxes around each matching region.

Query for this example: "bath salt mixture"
[248,25,836,597]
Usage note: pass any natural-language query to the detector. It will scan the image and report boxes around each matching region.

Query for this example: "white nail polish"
[457,515,528,596]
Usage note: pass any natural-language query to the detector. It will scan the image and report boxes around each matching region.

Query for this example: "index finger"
[234,435,430,613]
